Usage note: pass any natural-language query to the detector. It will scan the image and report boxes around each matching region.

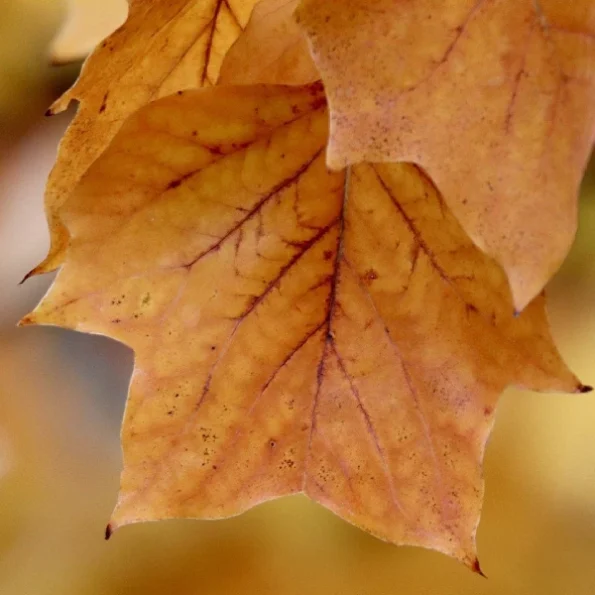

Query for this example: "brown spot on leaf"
[362,268,378,284]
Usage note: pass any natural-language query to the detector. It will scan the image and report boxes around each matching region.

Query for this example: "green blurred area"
[1,2,595,594]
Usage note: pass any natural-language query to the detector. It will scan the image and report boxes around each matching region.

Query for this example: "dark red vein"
[194,217,336,413]
[181,148,324,269]
[200,0,224,85]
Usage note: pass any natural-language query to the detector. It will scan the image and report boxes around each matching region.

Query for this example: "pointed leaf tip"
[17,315,35,327]
[472,557,487,578]
[579,385,593,394]
[19,269,35,285]
[105,523,113,540]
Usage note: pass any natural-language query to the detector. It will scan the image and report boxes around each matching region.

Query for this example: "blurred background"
[1,1,595,594]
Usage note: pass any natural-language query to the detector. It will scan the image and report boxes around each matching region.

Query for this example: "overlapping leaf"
[22,83,582,567]
[28,0,258,279]
[219,0,318,86]
[296,0,595,311]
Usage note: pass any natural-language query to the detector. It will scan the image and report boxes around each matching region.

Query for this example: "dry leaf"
[295,0,595,311]
[218,0,318,86]
[22,83,583,567]
[49,0,128,65]
[28,0,259,280]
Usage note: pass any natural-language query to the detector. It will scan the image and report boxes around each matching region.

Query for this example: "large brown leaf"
[27,0,258,280]
[295,0,595,311]
[22,83,583,567]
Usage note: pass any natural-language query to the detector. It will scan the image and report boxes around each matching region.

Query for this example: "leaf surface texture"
[29,0,259,278]
[24,83,581,567]
[296,0,595,310]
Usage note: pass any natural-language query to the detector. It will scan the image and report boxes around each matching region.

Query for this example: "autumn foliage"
[21,0,595,571]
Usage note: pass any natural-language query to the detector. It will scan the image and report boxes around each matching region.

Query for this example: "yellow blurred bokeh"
[1,2,595,594]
